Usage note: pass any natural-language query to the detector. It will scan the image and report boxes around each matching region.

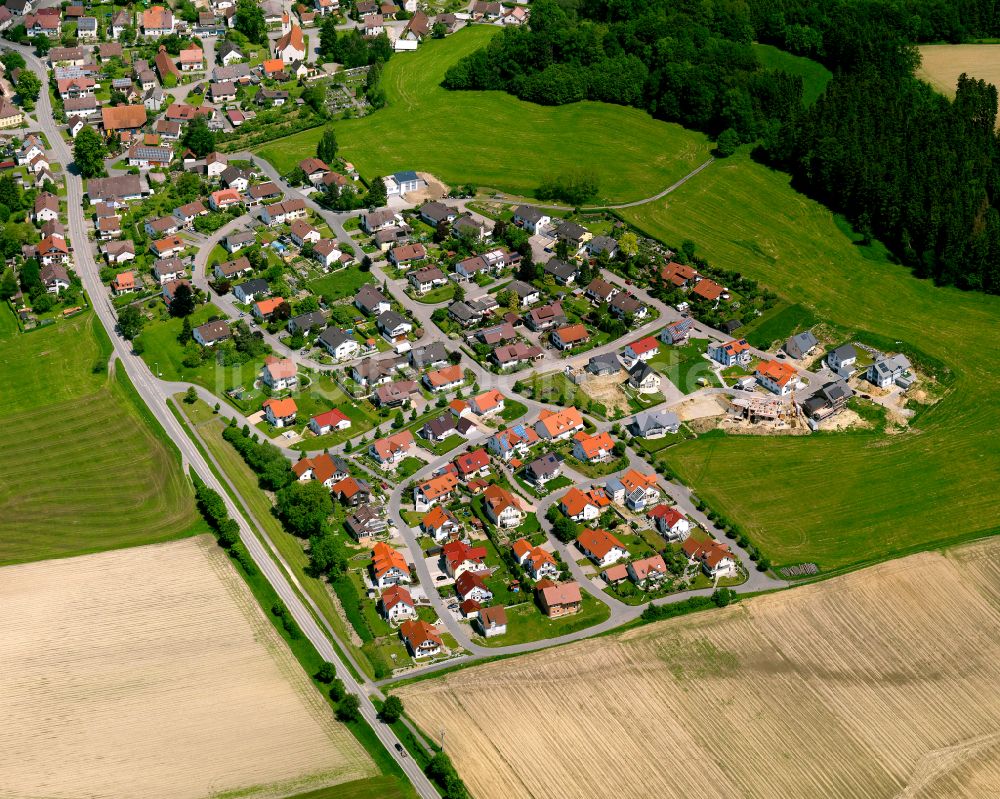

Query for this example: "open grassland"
[752,43,832,106]
[256,27,712,204]
[619,153,1000,573]
[399,538,1000,799]
[0,536,375,799]
[0,308,201,565]
[916,44,1000,98]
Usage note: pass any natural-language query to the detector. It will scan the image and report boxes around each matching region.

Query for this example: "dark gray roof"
[448,301,476,323]
[355,283,388,312]
[410,341,449,368]
[319,326,353,349]
[377,309,408,330]
[508,280,538,299]
[631,410,679,435]
[290,310,326,331]
[830,344,857,361]
[587,352,621,374]
[628,361,655,381]
[153,257,183,276]
[554,220,588,241]
[514,205,545,223]
[236,277,268,295]
[423,413,457,439]
[527,452,561,478]
[588,235,617,254]
[786,330,818,355]
[226,230,255,246]
[543,258,576,280]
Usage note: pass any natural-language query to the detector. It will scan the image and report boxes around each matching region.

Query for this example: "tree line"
[444,0,1000,294]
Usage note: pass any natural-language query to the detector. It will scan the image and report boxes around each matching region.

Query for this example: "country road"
[7,41,440,799]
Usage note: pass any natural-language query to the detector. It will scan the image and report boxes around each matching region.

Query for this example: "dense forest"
[443,0,1000,294]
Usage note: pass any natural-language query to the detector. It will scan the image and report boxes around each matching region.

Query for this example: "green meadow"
[621,153,1000,574]
[0,308,202,565]
[256,27,713,204]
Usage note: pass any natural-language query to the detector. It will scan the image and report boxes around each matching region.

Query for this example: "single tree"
[15,71,41,110]
[366,175,387,207]
[379,695,403,724]
[117,305,144,340]
[234,0,267,44]
[335,694,361,722]
[184,386,198,404]
[169,282,196,317]
[317,127,338,164]
[316,662,337,683]
[183,116,215,158]
[179,316,193,343]
[73,127,107,179]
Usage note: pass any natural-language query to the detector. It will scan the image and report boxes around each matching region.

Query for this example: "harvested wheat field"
[399,538,1000,799]
[0,536,375,799]
[918,44,1000,99]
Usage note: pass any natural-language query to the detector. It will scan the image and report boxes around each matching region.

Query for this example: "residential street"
[7,41,440,799]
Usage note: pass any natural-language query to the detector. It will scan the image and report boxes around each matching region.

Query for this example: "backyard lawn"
[648,338,721,394]
[256,27,713,205]
[621,152,1000,575]
[0,309,202,565]
[308,265,375,302]
[476,593,610,647]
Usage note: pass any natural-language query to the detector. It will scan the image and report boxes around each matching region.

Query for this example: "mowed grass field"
[256,27,713,203]
[752,43,832,106]
[0,536,376,799]
[619,153,1000,573]
[0,308,202,565]
[399,538,1000,799]
[916,44,1000,98]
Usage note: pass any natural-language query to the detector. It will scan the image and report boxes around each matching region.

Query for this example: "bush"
[328,678,346,701]
[316,662,337,683]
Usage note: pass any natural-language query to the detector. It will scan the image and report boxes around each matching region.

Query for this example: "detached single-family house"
[647,504,691,541]
[477,605,507,637]
[525,452,562,485]
[628,362,661,394]
[233,277,269,304]
[372,542,411,590]
[628,554,668,587]
[622,336,659,365]
[420,505,461,542]
[682,538,738,578]
[572,430,615,463]
[512,538,559,581]
[398,619,442,658]
[512,205,550,234]
[309,408,351,435]
[827,343,858,377]
[262,356,298,391]
[755,360,799,396]
[536,580,582,618]
[708,338,752,368]
[535,407,584,441]
[370,430,415,469]
[262,397,298,428]
[380,585,417,623]
[630,410,680,439]
[355,284,391,316]
[483,484,524,528]
[317,327,361,361]
[469,389,505,417]
[576,528,629,568]
[442,539,489,579]
[454,570,492,604]
[408,265,447,294]
[868,354,913,390]
[551,324,589,351]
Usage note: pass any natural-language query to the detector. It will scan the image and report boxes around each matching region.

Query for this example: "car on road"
[394,743,407,757]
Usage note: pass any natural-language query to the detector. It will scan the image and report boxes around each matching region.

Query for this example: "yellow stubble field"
[0,536,375,799]
[917,44,1000,98]
[399,538,1000,799]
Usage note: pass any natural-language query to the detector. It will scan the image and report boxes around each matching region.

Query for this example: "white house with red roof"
[646,504,691,541]
[576,528,630,568]
[621,335,659,366]
[441,540,488,578]
[380,585,417,624]
[309,408,351,435]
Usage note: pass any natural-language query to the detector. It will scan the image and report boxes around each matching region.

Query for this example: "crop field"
[0,308,201,565]
[256,27,712,204]
[620,153,1000,573]
[0,536,376,799]
[399,538,1000,799]
[916,44,1000,99]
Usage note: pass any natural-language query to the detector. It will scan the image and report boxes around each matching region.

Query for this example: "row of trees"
[446,0,1000,295]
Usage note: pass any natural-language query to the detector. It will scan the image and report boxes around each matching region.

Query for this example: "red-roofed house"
[646,505,691,541]
[627,554,668,587]
[755,360,799,396]
[441,540,488,578]
[512,538,559,580]
[576,528,629,568]
[682,538,737,577]
[453,448,490,480]
[263,397,298,427]
[398,619,442,657]
[622,336,659,365]
[454,570,492,603]
[708,338,752,368]
[469,389,505,417]
[571,431,615,463]
[380,585,417,623]
[413,472,459,512]
[536,580,582,618]
[262,355,298,391]
[420,505,461,542]
[309,408,351,435]
[372,541,410,589]
[483,484,523,528]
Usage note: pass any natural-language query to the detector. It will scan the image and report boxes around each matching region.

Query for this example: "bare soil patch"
[0,536,375,799]
[580,371,630,415]
[400,538,1000,799]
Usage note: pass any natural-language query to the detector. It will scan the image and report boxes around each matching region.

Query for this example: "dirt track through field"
[399,538,1000,799]
[0,536,374,799]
